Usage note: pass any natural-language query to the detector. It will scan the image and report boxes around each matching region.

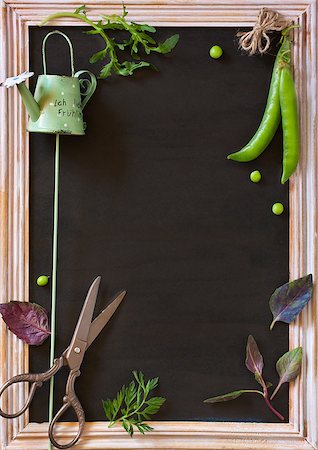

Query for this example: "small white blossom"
[1,71,34,88]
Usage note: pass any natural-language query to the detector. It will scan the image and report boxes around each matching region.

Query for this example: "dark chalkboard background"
[29,26,289,423]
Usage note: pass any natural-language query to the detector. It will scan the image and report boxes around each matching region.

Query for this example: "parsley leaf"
[102,371,165,436]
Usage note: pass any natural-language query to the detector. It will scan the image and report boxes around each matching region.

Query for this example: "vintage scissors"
[0,276,126,449]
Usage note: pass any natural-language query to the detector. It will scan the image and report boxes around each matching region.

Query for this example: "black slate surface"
[29,26,289,423]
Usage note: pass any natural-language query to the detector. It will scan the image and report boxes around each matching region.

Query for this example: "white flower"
[1,71,34,88]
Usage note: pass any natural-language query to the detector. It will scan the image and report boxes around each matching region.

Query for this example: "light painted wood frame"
[0,0,317,448]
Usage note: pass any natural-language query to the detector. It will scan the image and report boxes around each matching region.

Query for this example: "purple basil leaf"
[204,388,264,404]
[204,390,244,403]
[270,347,302,400]
[0,301,50,345]
[245,335,264,387]
[276,347,302,384]
[269,275,313,330]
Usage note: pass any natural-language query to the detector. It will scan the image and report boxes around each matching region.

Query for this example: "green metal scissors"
[0,276,126,449]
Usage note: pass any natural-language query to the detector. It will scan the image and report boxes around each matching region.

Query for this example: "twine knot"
[237,8,290,55]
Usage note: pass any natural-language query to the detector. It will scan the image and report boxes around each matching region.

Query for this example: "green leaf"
[271,347,303,399]
[122,419,130,434]
[204,390,246,403]
[136,423,146,434]
[102,371,165,436]
[102,399,114,420]
[42,6,179,79]
[74,5,86,15]
[99,61,114,79]
[142,397,166,415]
[140,423,153,432]
[101,22,126,30]
[153,34,180,54]
[118,61,152,76]
[204,389,264,404]
[85,29,101,35]
[132,22,156,33]
[89,49,107,64]
[147,377,159,391]
[139,32,156,45]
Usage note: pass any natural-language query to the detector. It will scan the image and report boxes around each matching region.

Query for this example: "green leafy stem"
[102,371,165,436]
[40,5,179,78]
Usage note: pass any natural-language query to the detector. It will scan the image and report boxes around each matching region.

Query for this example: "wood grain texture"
[5,422,315,449]
[0,0,317,449]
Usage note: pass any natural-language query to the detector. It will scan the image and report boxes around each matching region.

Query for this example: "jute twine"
[237,8,290,55]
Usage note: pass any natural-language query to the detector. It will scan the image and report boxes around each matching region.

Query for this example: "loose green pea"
[272,203,284,215]
[209,45,223,59]
[250,170,262,183]
[37,275,49,286]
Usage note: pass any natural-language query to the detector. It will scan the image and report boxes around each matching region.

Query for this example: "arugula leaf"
[116,61,153,76]
[102,371,165,436]
[153,35,180,54]
[41,5,180,79]
[74,5,86,15]
[89,49,107,64]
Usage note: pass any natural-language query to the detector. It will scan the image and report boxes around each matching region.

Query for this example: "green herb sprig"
[41,5,179,78]
[102,371,165,436]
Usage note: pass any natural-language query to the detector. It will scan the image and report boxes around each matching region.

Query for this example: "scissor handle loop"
[0,356,64,419]
[49,369,85,449]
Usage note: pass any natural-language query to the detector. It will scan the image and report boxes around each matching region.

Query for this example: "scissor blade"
[86,290,126,349]
[65,276,101,368]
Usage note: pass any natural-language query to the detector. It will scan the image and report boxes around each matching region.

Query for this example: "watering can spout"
[17,82,41,122]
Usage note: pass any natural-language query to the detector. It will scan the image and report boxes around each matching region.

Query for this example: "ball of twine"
[237,8,290,55]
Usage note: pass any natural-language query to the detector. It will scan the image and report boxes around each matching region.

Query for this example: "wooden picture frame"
[0,0,317,448]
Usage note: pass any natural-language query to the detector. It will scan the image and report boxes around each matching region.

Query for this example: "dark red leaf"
[245,335,264,386]
[269,275,313,329]
[0,301,50,345]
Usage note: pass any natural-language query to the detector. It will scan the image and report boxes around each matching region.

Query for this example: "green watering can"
[17,30,97,135]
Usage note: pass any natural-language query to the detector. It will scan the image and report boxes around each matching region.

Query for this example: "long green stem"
[40,12,112,48]
[270,381,282,401]
[239,389,264,396]
[48,134,60,450]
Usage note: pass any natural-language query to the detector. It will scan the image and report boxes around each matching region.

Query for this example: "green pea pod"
[280,66,300,184]
[227,38,290,162]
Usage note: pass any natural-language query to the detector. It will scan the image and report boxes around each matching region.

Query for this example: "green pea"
[272,203,284,215]
[250,170,262,183]
[209,45,223,59]
[37,275,49,286]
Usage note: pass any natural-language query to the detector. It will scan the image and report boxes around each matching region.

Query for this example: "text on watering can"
[52,98,83,118]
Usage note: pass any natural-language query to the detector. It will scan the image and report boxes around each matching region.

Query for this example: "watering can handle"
[42,31,75,76]
[74,70,97,110]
